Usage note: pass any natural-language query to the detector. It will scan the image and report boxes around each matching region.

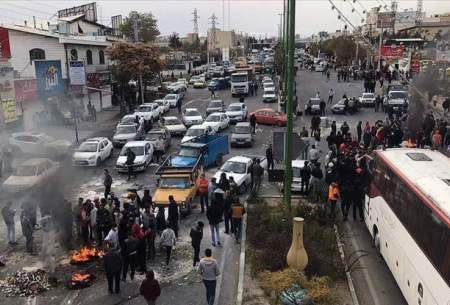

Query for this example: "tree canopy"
[168,32,182,50]
[121,11,160,42]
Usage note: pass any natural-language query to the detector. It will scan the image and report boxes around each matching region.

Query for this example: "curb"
[236,200,248,305]
[334,224,360,305]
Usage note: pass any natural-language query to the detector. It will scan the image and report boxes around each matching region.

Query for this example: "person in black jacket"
[300,161,311,195]
[104,245,123,294]
[223,191,233,234]
[266,144,274,171]
[156,207,166,235]
[190,221,204,267]
[122,233,138,282]
[168,196,179,238]
[218,173,230,192]
[141,189,152,210]
[357,121,362,143]
[207,196,223,247]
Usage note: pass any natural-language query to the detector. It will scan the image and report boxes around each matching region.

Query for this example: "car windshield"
[228,105,242,111]
[206,115,220,122]
[179,148,200,157]
[159,177,190,189]
[264,90,275,95]
[164,118,181,125]
[137,106,152,112]
[78,142,98,152]
[231,74,247,82]
[234,126,250,134]
[117,126,136,134]
[165,95,176,100]
[221,161,246,174]
[363,94,374,99]
[120,117,135,125]
[155,101,165,106]
[310,99,320,105]
[120,146,144,156]
[145,133,162,141]
[185,110,201,117]
[209,101,222,108]
[389,92,407,99]
[186,128,204,136]
[16,165,37,176]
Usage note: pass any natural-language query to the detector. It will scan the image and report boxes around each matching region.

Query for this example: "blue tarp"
[280,284,307,305]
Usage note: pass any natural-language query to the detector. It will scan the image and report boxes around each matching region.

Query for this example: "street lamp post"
[283,0,296,208]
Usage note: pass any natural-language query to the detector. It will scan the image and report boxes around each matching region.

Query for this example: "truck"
[170,134,229,168]
[153,157,201,216]
[208,78,229,91]
[230,71,249,97]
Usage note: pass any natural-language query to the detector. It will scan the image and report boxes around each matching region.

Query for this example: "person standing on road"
[327,89,334,104]
[160,223,176,267]
[252,159,264,192]
[223,191,233,234]
[103,169,113,200]
[250,113,257,134]
[300,161,311,195]
[231,199,246,243]
[125,148,136,180]
[266,144,274,171]
[328,182,340,219]
[199,248,220,305]
[20,207,34,254]
[208,178,218,205]
[122,232,138,282]
[206,195,223,247]
[177,98,182,114]
[357,121,362,144]
[197,173,209,213]
[168,196,179,238]
[320,98,326,116]
[315,91,320,99]
[1,202,16,246]
[153,136,165,163]
[190,221,204,267]
[140,270,161,305]
[104,244,122,294]
[326,70,331,81]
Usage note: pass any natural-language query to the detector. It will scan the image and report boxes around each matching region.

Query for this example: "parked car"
[177,78,188,86]
[154,99,170,113]
[225,103,248,123]
[331,99,347,114]
[164,94,181,108]
[305,98,322,115]
[116,141,154,173]
[292,160,306,192]
[203,113,230,132]
[250,108,287,126]
[182,125,214,143]
[230,122,253,147]
[72,137,113,167]
[168,82,187,98]
[145,128,171,151]
[193,80,207,89]
[134,103,161,122]
[118,114,139,127]
[182,108,204,127]
[213,155,267,194]
[189,76,201,85]
[2,158,59,193]
[206,99,225,115]
[162,116,187,136]
[262,87,277,103]
[112,124,144,147]
[8,132,71,158]
[359,93,376,107]
[263,81,275,90]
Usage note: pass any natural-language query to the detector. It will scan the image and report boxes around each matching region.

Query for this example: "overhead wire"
[0,5,51,23]
[1,1,54,17]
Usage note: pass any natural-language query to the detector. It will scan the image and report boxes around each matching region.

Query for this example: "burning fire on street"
[67,273,95,290]
[70,247,105,265]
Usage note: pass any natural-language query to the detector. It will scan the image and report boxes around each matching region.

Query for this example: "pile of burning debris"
[0,269,51,297]
[67,273,95,290]
[70,247,105,265]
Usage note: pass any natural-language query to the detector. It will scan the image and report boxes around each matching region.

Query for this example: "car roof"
[124,141,150,147]
[140,103,156,106]
[255,108,275,112]
[190,125,208,130]
[228,103,243,107]
[148,129,167,134]
[164,116,179,120]
[209,99,223,103]
[235,122,251,127]
[122,114,136,119]
[154,99,165,102]
[84,137,106,143]
[21,158,53,166]
[226,156,252,163]
[184,108,199,112]
[208,112,222,116]
[292,160,306,168]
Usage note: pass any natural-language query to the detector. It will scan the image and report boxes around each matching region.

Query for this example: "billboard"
[69,60,86,85]
[58,2,97,22]
[15,79,37,102]
[377,12,395,28]
[35,60,65,97]
[0,62,16,123]
[0,27,11,59]
[410,53,421,73]
[381,45,406,59]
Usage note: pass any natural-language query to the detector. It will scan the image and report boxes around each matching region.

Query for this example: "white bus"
[365,148,450,305]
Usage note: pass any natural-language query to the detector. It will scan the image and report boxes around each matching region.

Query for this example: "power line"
[0,5,50,23]
[22,0,59,10]
[2,2,54,17]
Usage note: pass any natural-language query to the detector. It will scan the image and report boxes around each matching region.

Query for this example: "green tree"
[121,11,160,42]
[168,32,182,50]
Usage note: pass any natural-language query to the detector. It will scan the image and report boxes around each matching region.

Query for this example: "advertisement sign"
[410,53,421,73]
[87,70,111,89]
[377,12,395,28]
[0,62,16,123]
[0,27,11,60]
[436,50,450,63]
[381,45,406,59]
[69,60,86,85]
[35,60,64,97]
[14,79,38,102]
[58,2,97,22]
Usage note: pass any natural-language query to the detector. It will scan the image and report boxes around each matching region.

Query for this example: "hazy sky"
[1,1,450,37]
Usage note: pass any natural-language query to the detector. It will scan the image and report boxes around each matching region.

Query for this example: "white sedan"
[134,103,161,122]
[203,113,229,133]
[116,141,154,173]
[164,94,181,108]
[225,103,248,123]
[163,116,187,136]
[182,108,204,126]
[72,137,113,167]
[154,99,170,113]
[8,132,71,158]
[181,125,214,143]
[3,158,59,193]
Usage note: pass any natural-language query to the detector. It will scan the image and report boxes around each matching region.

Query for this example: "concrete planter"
[286,217,308,271]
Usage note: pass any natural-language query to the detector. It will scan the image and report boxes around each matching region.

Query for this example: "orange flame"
[70,247,105,263]
[72,273,90,282]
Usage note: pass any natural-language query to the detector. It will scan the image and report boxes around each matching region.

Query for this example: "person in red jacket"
[196,173,209,213]
[140,270,161,305]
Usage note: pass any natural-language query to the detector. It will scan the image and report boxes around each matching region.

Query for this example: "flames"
[71,273,91,282]
[70,247,105,264]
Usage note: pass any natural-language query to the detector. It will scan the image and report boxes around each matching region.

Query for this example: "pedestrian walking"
[300,161,311,195]
[199,248,220,305]
[320,98,326,116]
[252,159,264,191]
[250,113,256,134]
[142,208,156,260]
[177,99,182,113]
[1,202,16,246]
[206,195,223,247]
[140,270,161,305]
[168,196,179,237]
[153,136,165,163]
[223,191,233,234]
[210,88,216,98]
[266,144,274,171]
[97,198,111,246]
[125,148,136,180]
[218,172,230,192]
[122,232,138,281]
[159,224,176,267]
[20,208,34,254]
[103,169,113,200]
[89,200,98,244]
[190,221,204,267]
[155,207,166,235]
[197,173,209,213]
[328,182,340,219]
[357,121,362,143]
[104,244,122,294]
[132,223,147,273]
[327,89,334,104]
[231,199,246,243]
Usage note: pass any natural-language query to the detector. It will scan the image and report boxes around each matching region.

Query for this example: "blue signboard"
[35,60,64,97]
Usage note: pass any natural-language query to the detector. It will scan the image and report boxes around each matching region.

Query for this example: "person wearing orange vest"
[197,173,209,213]
[328,182,340,219]
[231,200,246,243]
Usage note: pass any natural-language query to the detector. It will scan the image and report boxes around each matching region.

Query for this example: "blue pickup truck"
[170,134,229,168]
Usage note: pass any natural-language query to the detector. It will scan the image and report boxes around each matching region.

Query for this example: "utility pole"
[283,0,289,96]
[278,13,283,42]
[133,15,144,104]
[192,9,199,35]
[283,0,296,208]
[208,14,219,63]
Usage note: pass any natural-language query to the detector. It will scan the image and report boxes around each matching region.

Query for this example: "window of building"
[70,49,78,60]
[99,50,105,65]
[29,48,45,64]
[86,49,93,65]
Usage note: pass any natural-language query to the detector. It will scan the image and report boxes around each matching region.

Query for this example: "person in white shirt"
[159,224,176,267]
[104,225,119,249]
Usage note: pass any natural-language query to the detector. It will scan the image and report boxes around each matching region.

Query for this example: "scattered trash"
[0,269,51,297]
[280,284,307,305]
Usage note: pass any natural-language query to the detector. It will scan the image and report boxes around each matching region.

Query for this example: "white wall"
[65,43,109,73]
[9,30,67,79]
